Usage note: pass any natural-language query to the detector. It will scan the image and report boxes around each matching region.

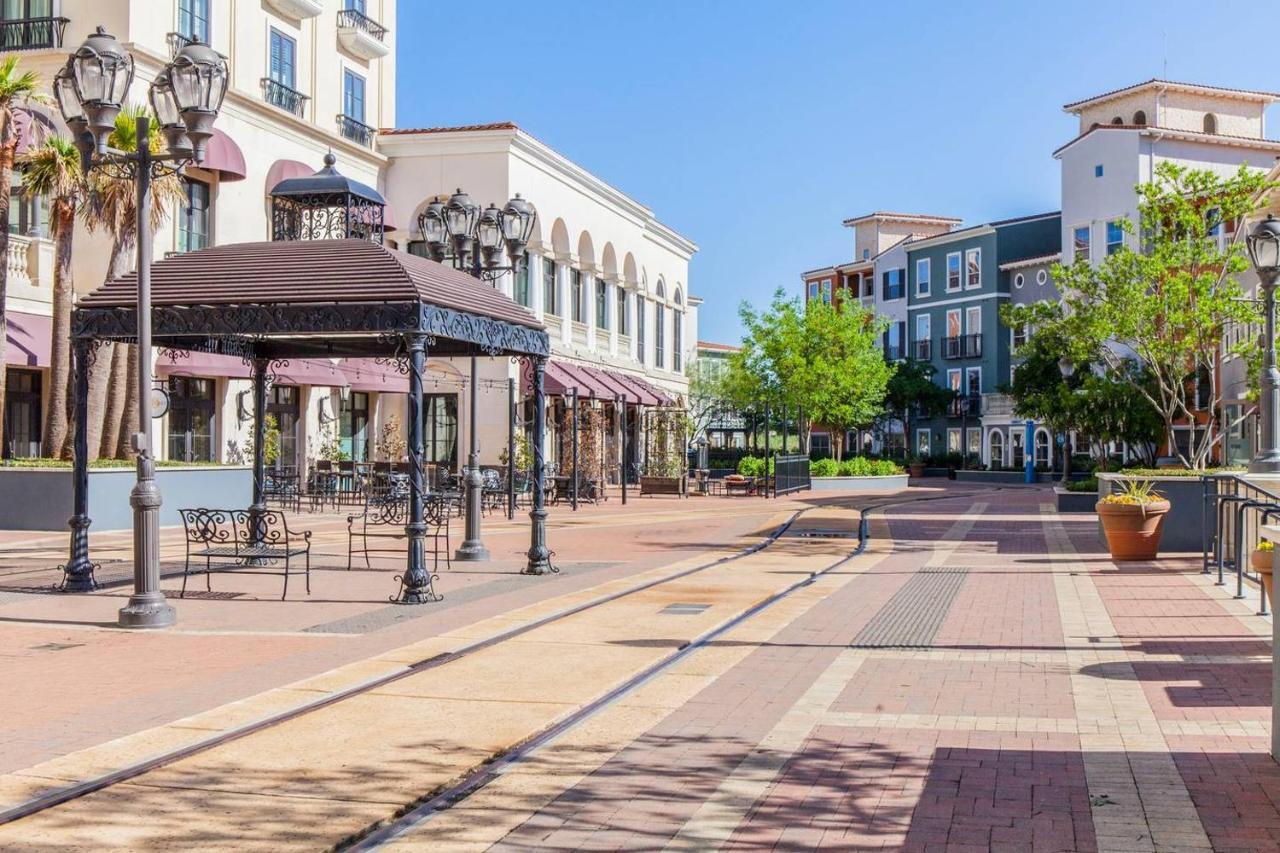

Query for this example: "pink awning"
[339,358,408,394]
[12,107,55,156]
[6,311,50,367]
[521,360,668,406]
[157,350,250,378]
[265,158,313,196]
[556,362,614,399]
[275,359,348,387]
[201,129,246,182]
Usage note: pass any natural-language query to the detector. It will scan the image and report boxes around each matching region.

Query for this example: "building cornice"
[904,225,996,253]
[1052,123,1280,159]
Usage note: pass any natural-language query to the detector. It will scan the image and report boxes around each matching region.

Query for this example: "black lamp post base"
[455,540,490,562]
[118,592,176,629]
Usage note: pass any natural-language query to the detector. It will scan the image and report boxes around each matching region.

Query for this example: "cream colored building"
[3,0,698,479]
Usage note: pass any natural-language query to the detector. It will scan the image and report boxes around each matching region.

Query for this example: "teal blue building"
[906,212,1060,463]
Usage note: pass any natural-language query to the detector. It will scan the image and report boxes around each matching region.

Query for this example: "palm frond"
[19,135,82,202]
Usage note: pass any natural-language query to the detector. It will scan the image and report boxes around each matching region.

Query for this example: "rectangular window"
[916,257,930,296]
[637,298,646,364]
[340,391,369,462]
[513,253,531,307]
[964,248,981,289]
[862,273,874,298]
[947,428,961,454]
[1094,164,1104,178]
[820,279,832,304]
[1012,322,1029,350]
[617,288,628,335]
[946,309,961,339]
[916,429,930,457]
[883,268,904,300]
[178,0,210,43]
[167,377,216,462]
[596,280,608,329]
[342,69,366,123]
[947,368,962,394]
[655,303,666,369]
[946,252,961,291]
[178,178,210,253]
[807,281,819,302]
[967,428,981,458]
[1106,220,1124,255]
[966,366,981,396]
[674,310,683,373]
[3,368,41,459]
[423,394,458,468]
[570,269,584,322]
[542,257,558,315]
[345,0,366,11]
[965,305,981,335]
[269,29,296,89]
[1073,225,1091,263]
[914,314,930,359]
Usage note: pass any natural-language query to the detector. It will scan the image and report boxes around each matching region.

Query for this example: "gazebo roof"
[74,239,549,359]
[268,153,385,204]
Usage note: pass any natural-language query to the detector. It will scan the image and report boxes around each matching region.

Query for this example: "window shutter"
[882,271,889,299]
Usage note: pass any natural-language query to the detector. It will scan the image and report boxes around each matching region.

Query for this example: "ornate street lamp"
[1248,214,1280,474]
[415,188,539,563]
[55,27,229,628]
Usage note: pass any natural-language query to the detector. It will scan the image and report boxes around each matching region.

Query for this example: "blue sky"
[396,0,1280,344]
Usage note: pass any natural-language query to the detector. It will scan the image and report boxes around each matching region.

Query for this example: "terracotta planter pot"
[1252,549,1275,610]
[908,463,925,478]
[1096,499,1171,561]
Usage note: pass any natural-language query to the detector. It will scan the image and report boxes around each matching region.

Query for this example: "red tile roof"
[1063,79,1280,112]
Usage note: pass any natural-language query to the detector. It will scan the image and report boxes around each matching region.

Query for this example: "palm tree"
[81,105,184,458]
[20,136,82,458]
[0,56,46,456]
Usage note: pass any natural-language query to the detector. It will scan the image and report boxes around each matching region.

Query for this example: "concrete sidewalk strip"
[0,509,859,849]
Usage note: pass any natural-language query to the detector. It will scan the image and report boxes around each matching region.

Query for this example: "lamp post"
[55,27,229,628]
[1247,215,1280,474]
[417,190,538,561]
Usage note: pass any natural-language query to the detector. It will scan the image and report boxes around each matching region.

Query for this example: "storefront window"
[423,394,457,468]
[167,376,215,462]
[268,385,300,469]
[340,391,369,461]
[3,368,40,458]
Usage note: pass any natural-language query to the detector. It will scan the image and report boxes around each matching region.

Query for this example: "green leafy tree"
[728,289,894,460]
[1007,162,1269,469]
[882,358,955,459]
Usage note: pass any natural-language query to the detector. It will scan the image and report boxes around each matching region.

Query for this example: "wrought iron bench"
[178,508,312,600]
[347,487,451,573]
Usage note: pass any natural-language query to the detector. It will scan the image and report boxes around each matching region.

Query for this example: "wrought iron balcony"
[949,393,983,417]
[1,16,69,50]
[167,31,194,56]
[261,78,309,118]
[942,334,983,359]
[337,113,376,147]
[336,8,389,59]
[913,340,931,360]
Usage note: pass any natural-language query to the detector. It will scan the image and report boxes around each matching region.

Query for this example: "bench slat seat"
[179,508,312,600]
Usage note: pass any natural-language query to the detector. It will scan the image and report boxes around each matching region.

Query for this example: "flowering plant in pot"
[1252,540,1275,609]
[1096,479,1171,561]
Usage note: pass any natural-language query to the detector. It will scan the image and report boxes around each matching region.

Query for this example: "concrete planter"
[0,465,253,531]
[1096,474,1205,553]
[810,474,909,491]
[1055,486,1097,513]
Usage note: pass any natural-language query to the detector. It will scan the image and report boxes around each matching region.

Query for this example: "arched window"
[1034,429,1051,468]
[1133,110,1147,126]
[1204,113,1218,134]
[673,287,684,373]
[1111,116,1124,125]
[988,430,1004,468]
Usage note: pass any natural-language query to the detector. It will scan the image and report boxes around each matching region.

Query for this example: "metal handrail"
[336,113,375,146]
[260,78,309,118]
[1202,472,1278,615]
[0,16,68,50]
[336,8,387,40]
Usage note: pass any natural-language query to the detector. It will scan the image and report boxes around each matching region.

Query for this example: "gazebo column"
[456,354,490,561]
[399,333,439,603]
[60,338,97,592]
[525,356,553,574]
[249,358,269,525]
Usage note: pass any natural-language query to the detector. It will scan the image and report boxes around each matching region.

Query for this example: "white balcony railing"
[6,234,54,295]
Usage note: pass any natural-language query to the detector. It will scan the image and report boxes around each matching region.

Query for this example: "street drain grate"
[160,589,245,601]
[659,603,710,616]
[850,567,969,649]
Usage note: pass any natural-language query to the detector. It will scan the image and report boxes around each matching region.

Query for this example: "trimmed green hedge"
[2,457,233,469]
[1065,477,1098,493]
[1116,467,1245,478]
[738,455,904,478]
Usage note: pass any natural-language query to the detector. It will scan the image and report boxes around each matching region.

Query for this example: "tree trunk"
[115,343,140,460]
[42,202,75,458]
[0,133,15,456]
[100,343,128,458]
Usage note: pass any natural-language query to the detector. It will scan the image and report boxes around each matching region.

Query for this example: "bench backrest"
[179,509,238,549]
[233,509,291,549]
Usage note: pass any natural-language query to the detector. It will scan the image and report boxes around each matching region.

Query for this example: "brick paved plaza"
[0,483,1278,851]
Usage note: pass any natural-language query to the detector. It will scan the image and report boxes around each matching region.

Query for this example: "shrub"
[836,457,903,477]
[810,458,839,477]
[1065,477,1098,493]
[736,456,775,477]
[1118,466,1244,477]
